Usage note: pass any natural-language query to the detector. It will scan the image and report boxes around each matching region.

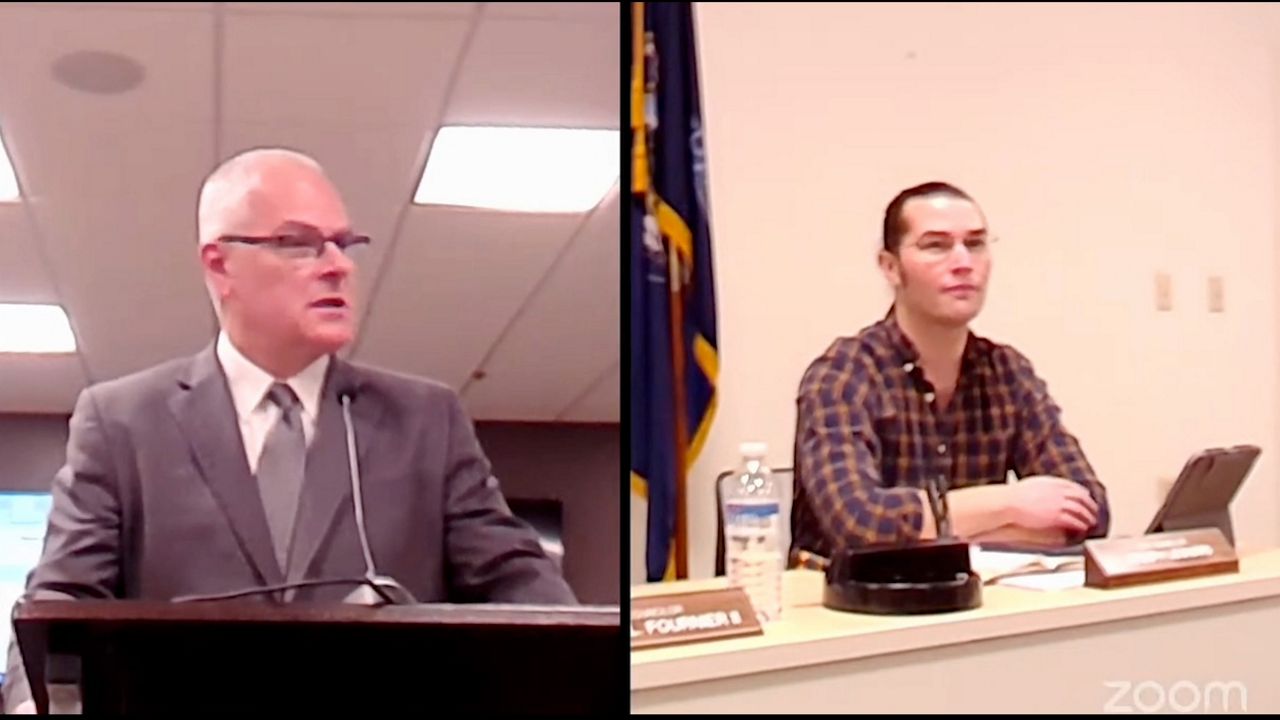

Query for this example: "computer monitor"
[0,491,52,685]
[1146,444,1260,547]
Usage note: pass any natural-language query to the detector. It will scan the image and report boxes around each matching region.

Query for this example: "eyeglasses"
[903,234,997,262]
[218,228,371,263]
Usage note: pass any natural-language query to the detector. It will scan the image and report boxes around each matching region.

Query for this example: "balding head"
[197,148,343,247]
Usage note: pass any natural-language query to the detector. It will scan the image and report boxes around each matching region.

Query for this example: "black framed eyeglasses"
[218,228,371,262]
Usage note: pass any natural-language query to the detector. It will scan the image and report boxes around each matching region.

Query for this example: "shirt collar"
[879,307,986,373]
[215,330,330,421]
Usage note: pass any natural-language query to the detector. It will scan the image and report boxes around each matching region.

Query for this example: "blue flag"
[630,1,719,582]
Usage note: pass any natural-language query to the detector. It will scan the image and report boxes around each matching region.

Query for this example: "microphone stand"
[820,455,981,615]
[338,389,417,607]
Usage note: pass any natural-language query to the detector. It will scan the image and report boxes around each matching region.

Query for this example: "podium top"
[14,598,619,627]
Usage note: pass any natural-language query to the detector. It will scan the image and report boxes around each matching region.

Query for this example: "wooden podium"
[13,599,621,714]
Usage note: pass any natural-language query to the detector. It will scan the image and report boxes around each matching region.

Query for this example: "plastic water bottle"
[721,442,783,623]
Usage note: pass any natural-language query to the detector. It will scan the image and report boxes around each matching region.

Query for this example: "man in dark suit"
[3,148,575,713]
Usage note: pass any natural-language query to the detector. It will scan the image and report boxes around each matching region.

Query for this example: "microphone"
[925,473,954,540]
[336,381,416,607]
[795,387,982,615]
[820,432,981,615]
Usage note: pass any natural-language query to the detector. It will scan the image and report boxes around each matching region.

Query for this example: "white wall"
[633,2,1280,582]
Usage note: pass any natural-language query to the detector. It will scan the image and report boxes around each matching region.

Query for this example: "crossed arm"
[795,350,1110,553]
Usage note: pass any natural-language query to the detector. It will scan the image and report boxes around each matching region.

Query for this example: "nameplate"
[630,587,763,650]
[1083,527,1238,589]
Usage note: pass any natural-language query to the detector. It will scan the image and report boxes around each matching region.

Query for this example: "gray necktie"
[257,383,305,572]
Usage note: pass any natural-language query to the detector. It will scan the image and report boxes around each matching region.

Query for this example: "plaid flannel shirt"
[790,315,1110,559]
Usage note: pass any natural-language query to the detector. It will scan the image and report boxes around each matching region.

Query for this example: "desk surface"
[631,548,1280,692]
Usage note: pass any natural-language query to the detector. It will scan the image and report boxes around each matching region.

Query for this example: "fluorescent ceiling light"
[415,126,618,213]
[0,131,19,202]
[0,304,76,353]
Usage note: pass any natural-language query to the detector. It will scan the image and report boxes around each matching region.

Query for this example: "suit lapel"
[288,360,385,584]
[168,345,284,587]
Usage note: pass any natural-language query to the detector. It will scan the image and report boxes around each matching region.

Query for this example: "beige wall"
[634,2,1280,582]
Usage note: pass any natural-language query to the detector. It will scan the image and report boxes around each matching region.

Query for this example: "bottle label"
[724,500,781,553]
[724,500,781,526]
[724,500,783,623]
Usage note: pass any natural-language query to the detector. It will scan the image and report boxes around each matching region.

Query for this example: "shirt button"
[924,392,936,403]
[938,443,947,454]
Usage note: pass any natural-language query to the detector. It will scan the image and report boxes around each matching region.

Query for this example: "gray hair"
[197,147,324,247]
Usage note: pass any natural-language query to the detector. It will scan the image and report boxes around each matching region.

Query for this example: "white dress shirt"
[215,331,330,475]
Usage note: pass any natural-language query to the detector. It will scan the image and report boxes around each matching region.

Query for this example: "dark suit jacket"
[3,345,575,711]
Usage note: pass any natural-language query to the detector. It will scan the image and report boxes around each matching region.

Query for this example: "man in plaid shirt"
[791,182,1110,560]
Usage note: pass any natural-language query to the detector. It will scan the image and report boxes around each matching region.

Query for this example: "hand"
[1007,476,1099,535]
